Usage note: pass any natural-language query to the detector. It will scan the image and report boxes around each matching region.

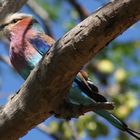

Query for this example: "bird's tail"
[95,110,140,140]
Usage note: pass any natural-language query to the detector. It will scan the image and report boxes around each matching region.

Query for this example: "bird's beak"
[0,25,4,31]
[0,24,8,31]
[0,25,5,31]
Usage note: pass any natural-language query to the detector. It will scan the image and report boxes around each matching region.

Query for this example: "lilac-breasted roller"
[0,13,140,139]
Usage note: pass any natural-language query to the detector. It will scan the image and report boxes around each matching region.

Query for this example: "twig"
[26,0,53,37]
[37,123,60,140]
[0,55,11,66]
[69,120,80,140]
[68,0,89,20]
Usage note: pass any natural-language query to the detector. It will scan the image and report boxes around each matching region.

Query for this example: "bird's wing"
[74,70,107,102]
[29,33,55,55]
[29,33,106,103]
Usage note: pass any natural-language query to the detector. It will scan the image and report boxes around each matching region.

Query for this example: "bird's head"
[0,13,40,40]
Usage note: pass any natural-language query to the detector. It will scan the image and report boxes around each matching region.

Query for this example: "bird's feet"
[53,100,114,120]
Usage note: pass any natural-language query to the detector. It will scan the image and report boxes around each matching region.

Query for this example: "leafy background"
[0,0,140,140]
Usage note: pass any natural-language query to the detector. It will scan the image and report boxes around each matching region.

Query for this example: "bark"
[0,0,140,139]
[0,0,28,20]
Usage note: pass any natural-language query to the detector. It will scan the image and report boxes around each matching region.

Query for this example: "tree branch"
[37,123,60,140]
[0,0,140,139]
[68,0,89,20]
[26,0,54,37]
[0,55,11,66]
[69,120,80,140]
[0,0,28,20]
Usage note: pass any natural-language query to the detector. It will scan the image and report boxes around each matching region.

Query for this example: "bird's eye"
[11,19,19,24]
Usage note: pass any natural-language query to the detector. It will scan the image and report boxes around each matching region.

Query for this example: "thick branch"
[0,0,140,139]
[0,0,28,20]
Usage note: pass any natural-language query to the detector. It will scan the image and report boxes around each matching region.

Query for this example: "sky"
[0,0,140,140]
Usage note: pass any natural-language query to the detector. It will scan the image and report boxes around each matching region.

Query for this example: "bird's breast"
[10,40,42,79]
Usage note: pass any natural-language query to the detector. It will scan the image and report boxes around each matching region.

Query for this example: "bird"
[0,13,139,139]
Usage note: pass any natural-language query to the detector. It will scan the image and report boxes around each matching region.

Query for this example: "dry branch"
[27,0,53,37]
[0,0,28,20]
[68,0,89,20]
[0,55,10,66]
